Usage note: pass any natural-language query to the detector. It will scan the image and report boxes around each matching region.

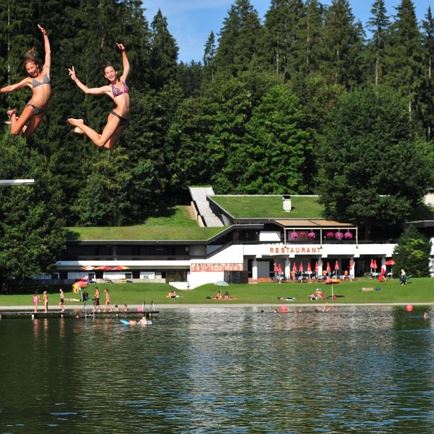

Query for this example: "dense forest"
[0,0,433,238]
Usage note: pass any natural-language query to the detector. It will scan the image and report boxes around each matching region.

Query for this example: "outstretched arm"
[0,78,31,94]
[37,24,51,73]
[116,43,130,81]
[68,66,108,95]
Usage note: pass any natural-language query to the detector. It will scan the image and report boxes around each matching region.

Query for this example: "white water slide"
[188,186,224,227]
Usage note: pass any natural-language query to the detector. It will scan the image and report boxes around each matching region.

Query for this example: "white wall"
[259,231,281,242]
[188,271,224,287]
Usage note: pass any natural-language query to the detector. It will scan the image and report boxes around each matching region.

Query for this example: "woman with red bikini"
[67,43,130,149]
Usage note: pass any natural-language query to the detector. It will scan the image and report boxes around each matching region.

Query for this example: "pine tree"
[242,84,312,193]
[119,0,152,88]
[203,31,217,81]
[321,0,365,89]
[419,7,434,140]
[318,87,431,236]
[214,0,261,76]
[384,0,423,119]
[72,151,132,226]
[0,133,66,280]
[301,0,325,76]
[367,0,390,87]
[260,0,306,80]
[149,10,178,90]
[177,61,203,97]
[0,2,42,117]
[393,225,431,277]
[167,95,218,197]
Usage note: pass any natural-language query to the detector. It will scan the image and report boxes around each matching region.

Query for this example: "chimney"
[282,194,292,212]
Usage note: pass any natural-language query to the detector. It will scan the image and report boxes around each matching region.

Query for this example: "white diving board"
[0,179,35,186]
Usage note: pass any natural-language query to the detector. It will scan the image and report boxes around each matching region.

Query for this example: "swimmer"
[137,316,148,326]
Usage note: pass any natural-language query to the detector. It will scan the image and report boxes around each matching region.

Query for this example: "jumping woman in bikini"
[0,25,51,137]
[67,43,130,149]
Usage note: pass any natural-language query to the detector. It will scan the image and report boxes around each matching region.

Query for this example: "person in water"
[67,43,130,149]
[0,25,51,136]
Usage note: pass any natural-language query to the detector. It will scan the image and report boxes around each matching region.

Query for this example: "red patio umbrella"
[113,265,129,271]
[299,262,304,273]
[326,261,331,274]
[385,259,395,266]
[307,262,312,274]
[81,265,94,271]
[335,260,339,271]
[315,262,319,273]
[372,259,378,270]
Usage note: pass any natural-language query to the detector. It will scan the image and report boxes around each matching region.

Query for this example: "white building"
[50,188,433,288]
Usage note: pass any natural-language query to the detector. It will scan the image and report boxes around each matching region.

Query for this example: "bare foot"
[7,109,16,118]
[67,118,84,128]
[73,127,84,134]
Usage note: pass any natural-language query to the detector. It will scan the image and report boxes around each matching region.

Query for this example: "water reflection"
[0,307,433,433]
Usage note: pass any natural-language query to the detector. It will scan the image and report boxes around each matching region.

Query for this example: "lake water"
[1,306,434,433]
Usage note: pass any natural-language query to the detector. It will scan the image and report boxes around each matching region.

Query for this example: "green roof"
[66,206,225,241]
[211,195,325,219]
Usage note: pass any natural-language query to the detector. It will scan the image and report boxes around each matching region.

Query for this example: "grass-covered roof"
[211,195,324,219]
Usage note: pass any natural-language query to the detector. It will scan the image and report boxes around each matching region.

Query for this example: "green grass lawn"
[1,278,433,307]
[210,195,324,219]
[66,206,225,241]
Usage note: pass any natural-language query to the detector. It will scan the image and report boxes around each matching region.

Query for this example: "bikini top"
[31,74,50,88]
[111,80,129,97]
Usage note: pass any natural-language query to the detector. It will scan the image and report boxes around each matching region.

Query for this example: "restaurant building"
[50,188,433,287]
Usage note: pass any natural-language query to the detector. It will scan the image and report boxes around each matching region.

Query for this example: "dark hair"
[24,47,42,71]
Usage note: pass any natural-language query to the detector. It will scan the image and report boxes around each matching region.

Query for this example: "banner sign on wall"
[191,263,244,272]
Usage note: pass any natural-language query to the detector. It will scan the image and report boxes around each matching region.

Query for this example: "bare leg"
[103,124,127,149]
[9,105,35,136]
[24,115,43,137]
[68,113,121,148]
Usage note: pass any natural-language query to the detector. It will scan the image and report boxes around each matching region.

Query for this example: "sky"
[142,1,433,63]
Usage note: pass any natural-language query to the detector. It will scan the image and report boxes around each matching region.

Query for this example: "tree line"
[0,0,433,278]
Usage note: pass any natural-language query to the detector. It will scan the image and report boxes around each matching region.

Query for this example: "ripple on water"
[0,307,433,433]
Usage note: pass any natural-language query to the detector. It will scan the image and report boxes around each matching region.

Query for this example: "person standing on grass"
[400,269,407,285]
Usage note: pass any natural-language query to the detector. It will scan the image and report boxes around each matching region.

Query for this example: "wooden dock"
[0,309,159,320]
